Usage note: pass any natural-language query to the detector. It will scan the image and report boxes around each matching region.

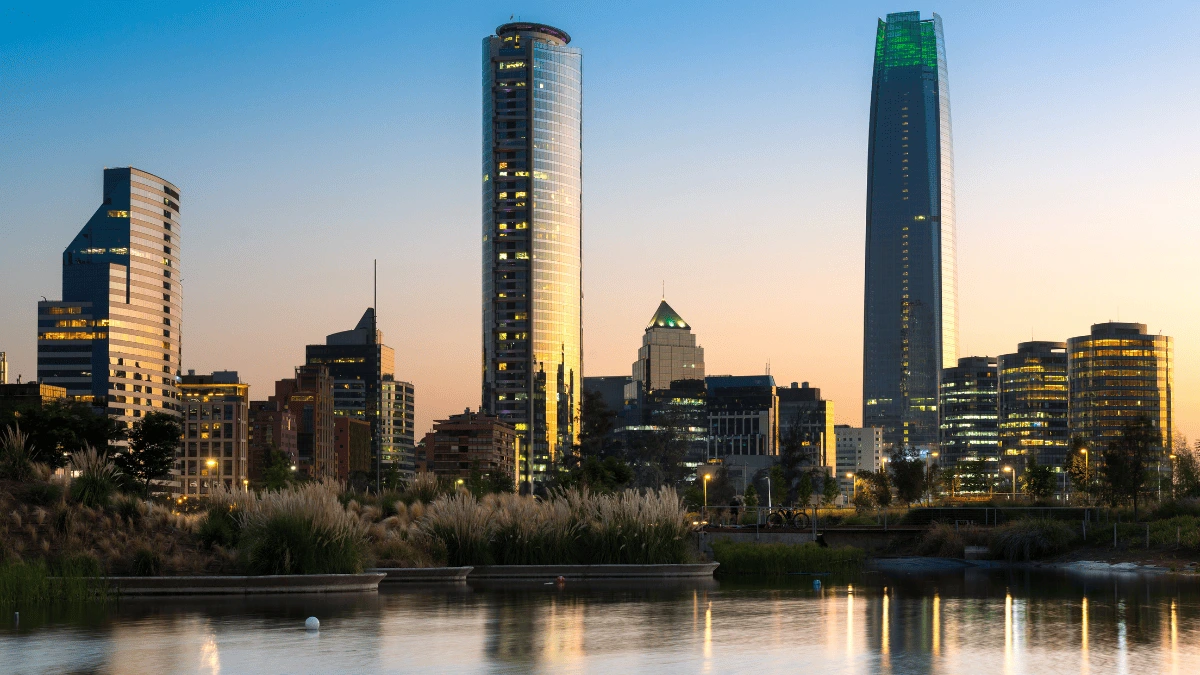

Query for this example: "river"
[2,567,1199,674]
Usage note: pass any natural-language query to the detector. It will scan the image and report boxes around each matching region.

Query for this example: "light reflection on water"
[3,569,1200,674]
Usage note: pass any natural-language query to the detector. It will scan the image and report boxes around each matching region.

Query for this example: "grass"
[236,483,370,574]
[710,540,864,576]
[989,519,1077,561]
[0,554,108,605]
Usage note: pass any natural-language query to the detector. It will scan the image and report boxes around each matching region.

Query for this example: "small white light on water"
[305,617,320,630]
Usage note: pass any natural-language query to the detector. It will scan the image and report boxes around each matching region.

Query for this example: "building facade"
[306,308,414,478]
[939,356,999,466]
[429,410,519,485]
[629,300,705,396]
[481,22,583,487]
[706,376,778,459]
[1068,322,1172,453]
[835,425,885,493]
[997,342,1069,470]
[777,382,835,469]
[0,352,6,384]
[0,383,66,420]
[862,12,958,453]
[271,365,336,479]
[334,416,373,482]
[177,371,248,496]
[38,167,183,427]
[247,399,297,482]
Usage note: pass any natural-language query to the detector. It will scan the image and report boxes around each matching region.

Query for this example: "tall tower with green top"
[862,11,958,453]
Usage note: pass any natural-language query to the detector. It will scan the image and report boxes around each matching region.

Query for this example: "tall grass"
[0,555,108,605]
[710,540,864,576]
[236,482,369,574]
[68,446,121,508]
[418,487,692,566]
[989,519,1076,561]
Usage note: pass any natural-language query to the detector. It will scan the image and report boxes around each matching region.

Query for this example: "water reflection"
[2,570,1200,674]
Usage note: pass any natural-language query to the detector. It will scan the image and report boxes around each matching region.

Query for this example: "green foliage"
[199,505,242,548]
[989,519,1076,561]
[858,469,892,508]
[822,472,841,506]
[1172,445,1200,500]
[0,423,36,481]
[710,540,863,576]
[259,449,297,490]
[113,412,182,496]
[111,494,144,527]
[1021,455,1056,499]
[0,555,107,606]
[888,448,926,505]
[68,447,121,508]
[404,472,443,503]
[577,389,616,457]
[917,522,966,558]
[955,459,996,494]
[4,401,127,469]
[557,455,634,494]
[19,481,64,507]
[1101,416,1163,517]
[796,472,814,507]
[130,548,163,576]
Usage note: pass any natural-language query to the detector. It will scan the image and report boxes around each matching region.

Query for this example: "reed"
[0,554,108,605]
[989,518,1076,561]
[236,482,369,574]
[710,540,864,576]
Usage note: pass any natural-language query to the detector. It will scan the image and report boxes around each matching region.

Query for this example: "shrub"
[20,481,65,507]
[68,447,121,508]
[237,483,369,575]
[989,519,1076,561]
[711,540,864,576]
[406,472,442,504]
[111,495,145,527]
[0,554,107,605]
[420,492,493,566]
[0,424,35,481]
[198,505,241,549]
[130,548,163,576]
[1150,500,1200,521]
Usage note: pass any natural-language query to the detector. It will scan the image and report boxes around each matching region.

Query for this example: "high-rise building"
[835,425,885,493]
[38,167,183,426]
[0,352,7,385]
[429,410,519,486]
[305,308,413,478]
[1068,322,1172,452]
[247,399,297,482]
[706,376,778,459]
[998,342,1069,469]
[177,371,248,496]
[334,417,372,483]
[777,382,835,469]
[481,22,583,487]
[939,356,999,465]
[271,365,335,479]
[629,300,705,398]
[862,12,958,452]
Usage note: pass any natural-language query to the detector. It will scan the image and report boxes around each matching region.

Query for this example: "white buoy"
[305,616,320,631]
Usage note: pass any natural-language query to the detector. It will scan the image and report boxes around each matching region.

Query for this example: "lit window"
[498,253,508,260]
[107,210,129,218]
[498,363,507,371]
[515,252,529,259]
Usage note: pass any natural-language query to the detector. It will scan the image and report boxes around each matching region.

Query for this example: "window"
[107,210,130,218]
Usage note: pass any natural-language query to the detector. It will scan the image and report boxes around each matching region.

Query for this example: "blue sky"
[2,1,1198,439]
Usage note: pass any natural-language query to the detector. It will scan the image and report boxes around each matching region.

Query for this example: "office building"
[481,22,583,486]
[0,352,6,384]
[862,12,958,452]
[777,382,835,469]
[998,342,1069,470]
[429,410,519,485]
[1068,322,1172,452]
[0,383,67,420]
[835,426,885,493]
[38,167,183,427]
[706,375,778,459]
[271,365,335,479]
[247,399,297,481]
[177,371,248,496]
[939,356,999,465]
[306,308,414,477]
[628,300,705,399]
[335,417,372,482]
[583,375,631,417]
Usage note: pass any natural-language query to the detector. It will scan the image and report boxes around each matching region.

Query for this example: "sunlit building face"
[38,167,182,427]
[862,12,958,452]
[997,342,1069,469]
[482,23,582,485]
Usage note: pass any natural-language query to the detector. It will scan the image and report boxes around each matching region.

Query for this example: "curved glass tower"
[863,11,958,452]
[482,22,582,486]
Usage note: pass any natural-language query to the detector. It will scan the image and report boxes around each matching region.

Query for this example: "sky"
[1,1,1198,441]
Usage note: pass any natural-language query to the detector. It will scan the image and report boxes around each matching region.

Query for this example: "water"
[3,568,1200,674]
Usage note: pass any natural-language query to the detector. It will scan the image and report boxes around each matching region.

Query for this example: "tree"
[260,449,297,490]
[888,448,926,505]
[556,455,633,493]
[1172,439,1200,500]
[577,390,616,457]
[768,464,787,506]
[1021,454,1056,500]
[923,462,942,503]
[953,458,995,495]
[795,471,814,507]
[1101,416,1162,519]
[1066,437,1093,498]
[821,471,841,506]
[4,401,126,469]
[112,412,182,496]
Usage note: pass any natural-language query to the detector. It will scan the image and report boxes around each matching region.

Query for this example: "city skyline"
[2,2,1197,441]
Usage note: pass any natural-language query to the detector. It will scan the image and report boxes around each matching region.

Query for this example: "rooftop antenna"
[662,280,665,300]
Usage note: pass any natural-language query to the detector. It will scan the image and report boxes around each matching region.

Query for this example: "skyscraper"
[939,356,999,466]
[629,300,705,398]
[1068,322,1172,452]
[38,167,182,426]
[481,22,583,486]
[862,12,958,452]
[998,342,1069,470]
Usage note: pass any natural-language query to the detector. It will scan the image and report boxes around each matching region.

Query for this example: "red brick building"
[247,399,298,482]
[430,410,518,486]
[335,416,372,482]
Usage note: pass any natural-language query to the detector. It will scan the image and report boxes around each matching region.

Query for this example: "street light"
[205,459,217,495]
[1002,466,1014,499]
[1170,454,1178,499]
[846,473,856,502]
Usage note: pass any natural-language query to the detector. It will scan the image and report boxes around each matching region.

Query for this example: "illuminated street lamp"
[846,472,856,501]
[703,473,711,518]
[205,459,217,495]
[1002,465,1014,499]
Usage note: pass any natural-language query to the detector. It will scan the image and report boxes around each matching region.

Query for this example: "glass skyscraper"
[481,22,583,487]
[38,167,182,427]
[862,11,958,452]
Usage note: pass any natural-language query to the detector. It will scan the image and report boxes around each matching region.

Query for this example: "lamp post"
[703,473,711,514]
[205,459,217,495]
[1002,465,1014,500]
[847,473,856,501]
[1170,454,1178,500]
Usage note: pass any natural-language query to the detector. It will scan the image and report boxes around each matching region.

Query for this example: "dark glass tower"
[862,11,958,451]
[482,23,583,487]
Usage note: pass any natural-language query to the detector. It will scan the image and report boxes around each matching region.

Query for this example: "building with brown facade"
[176,371,249,496]
[247,399,298,482]
[270,365,335,480]
[429,410,518,486]
[335,416,372,482]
